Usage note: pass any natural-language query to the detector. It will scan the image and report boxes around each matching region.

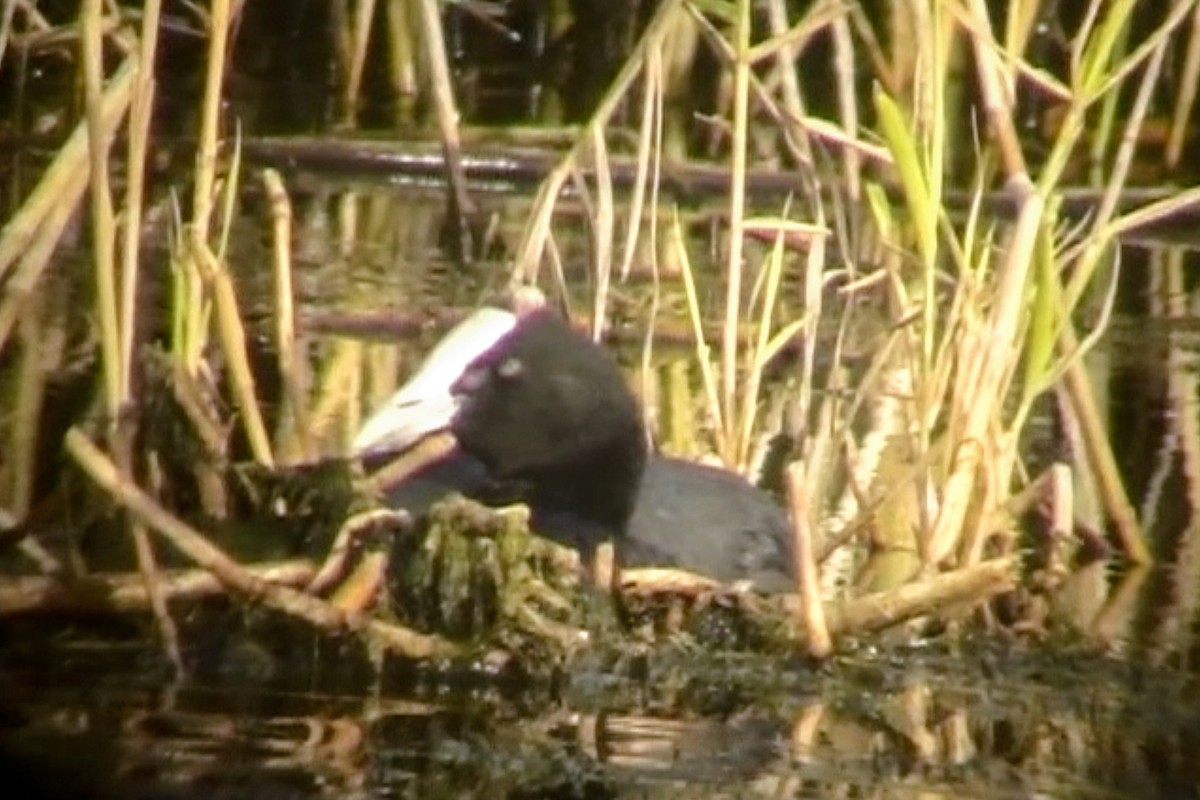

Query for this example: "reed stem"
[191,0,232,238]
[118,0,162,402]
[721,0,750,465]
[80,0,122,418]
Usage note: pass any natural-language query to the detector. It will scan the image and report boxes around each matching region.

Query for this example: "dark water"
[4,619,1199,800]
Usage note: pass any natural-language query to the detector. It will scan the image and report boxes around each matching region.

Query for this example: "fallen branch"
[819,556,1017,637]
[0,560,315,616]
[64,427,458,660]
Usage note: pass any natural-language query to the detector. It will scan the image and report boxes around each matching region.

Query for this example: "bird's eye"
[496,357,523,379]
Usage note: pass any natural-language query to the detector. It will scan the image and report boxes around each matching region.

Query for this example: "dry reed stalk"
[215,132,243,263]
[0,560,317,616]
[747,0,847,64]
[190,0,231,238]
[1166,2,1200,166]
[884,4,945,500]
[328,548,390,612]
[899,0,1038,565]
[636,45,666,450]
[1104,188,1200,241]
[262,169,315,463]
[1049,463,1073,540]
[81,3,179,665]
[118,0,162,402]
[762,0,812,162]
[171,0,233,377]
[672,212,724,438]
[306,508,412,593]
[81,0,122,416]
[116,3,176,667]
[1088,565,1149,645]
[1003,0,1043,58]
[1091,41,1166,247]
[735,226,786,461]
[1041,30,1175,565]
[343,0,376,123]
[822,556,1016,636]
[926,189,1042,565]
[615,37,660,284]
[0,176,89,349]
[65,428,457,659]
[784,224,839,584]
[589,127,614,340]
[586,542,614,593]
[926,210,981,432]
[190,236,276,468]
[363,432,456,496]
[414,0,474,255]
[4,300,63,574]
[830,13,861,202]
[789,704,825,762]
[6,300,50,522]
[113,428,182,671]
[689,3,841,173]
[736,218,825,468]
[511,0,683,283]
[617,568,719,594]
[965,0,1028,179]
[718,0,751,467]
[1059,339,1146,561]
[786,462,831,657]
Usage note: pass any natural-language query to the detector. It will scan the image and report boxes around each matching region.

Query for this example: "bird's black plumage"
[354,306,793,590]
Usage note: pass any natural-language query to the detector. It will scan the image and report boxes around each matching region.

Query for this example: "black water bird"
[353,303,793,591]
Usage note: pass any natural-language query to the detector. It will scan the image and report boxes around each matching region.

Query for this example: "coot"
[353,304,794,591]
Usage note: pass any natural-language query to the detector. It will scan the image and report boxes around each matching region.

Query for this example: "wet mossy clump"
[377,496,798,662]
[615,581,795,653]
[388,496,588,653]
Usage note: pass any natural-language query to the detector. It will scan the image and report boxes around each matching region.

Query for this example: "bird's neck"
[524,429,647,533]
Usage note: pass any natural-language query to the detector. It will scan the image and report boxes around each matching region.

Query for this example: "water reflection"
[3,633,1198,798]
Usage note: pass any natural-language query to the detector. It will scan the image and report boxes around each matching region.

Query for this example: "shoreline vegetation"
[1,0,1199,669]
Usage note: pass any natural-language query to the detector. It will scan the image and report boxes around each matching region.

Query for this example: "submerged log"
[239,136,1200,241]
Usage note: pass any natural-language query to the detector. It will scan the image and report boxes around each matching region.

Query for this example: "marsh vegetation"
[2,0,1200,796]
